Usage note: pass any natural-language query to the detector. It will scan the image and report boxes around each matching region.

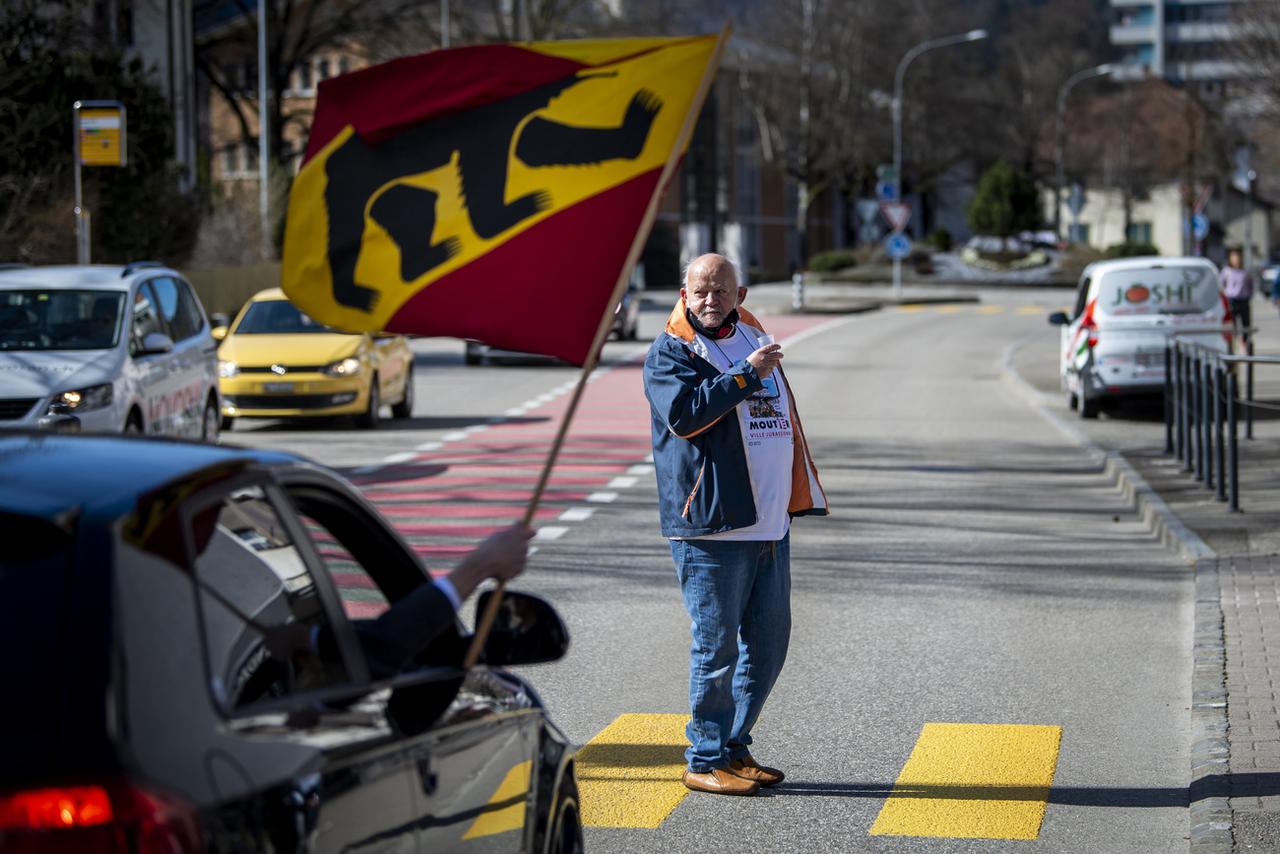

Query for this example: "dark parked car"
[0,432,582,853]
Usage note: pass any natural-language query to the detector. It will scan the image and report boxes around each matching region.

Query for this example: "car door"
[147,276,213,437]
[187,478,423,853]
[371,334,408,403]
[1062,271,1092,388]
[278,475,543,853]
[128,279,182,433]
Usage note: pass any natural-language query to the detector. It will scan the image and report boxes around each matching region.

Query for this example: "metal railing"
[1165,333,1280,511]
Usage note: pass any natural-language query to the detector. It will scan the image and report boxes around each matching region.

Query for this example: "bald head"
[682,254,746,329]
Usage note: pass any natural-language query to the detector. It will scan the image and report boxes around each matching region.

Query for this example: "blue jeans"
[669,534,791,772]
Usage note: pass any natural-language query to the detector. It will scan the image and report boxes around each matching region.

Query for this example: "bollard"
[1247,337,1255,440]
[1193,354,1204,481]
[1181,349,1192,470]
[1198,353,1208,486]
[1215,364,1227,502]
[791,272,805,311]
[1228,370,1240,512]
[1164,343,1173,454]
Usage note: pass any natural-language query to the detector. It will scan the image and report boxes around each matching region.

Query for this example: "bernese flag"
[281,33,725,365]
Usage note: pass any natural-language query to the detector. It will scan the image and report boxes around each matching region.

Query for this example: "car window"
[0,289,124,351]
[149,277,202,341]
[234,299,336,334]
[190,485,354,711]
[1094,266,1219,317]
[131,282,166,349]
[1072,276,1090,319]
[297,511,393,620]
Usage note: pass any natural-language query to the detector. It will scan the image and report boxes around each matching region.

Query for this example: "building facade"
[1110,0,1248,90]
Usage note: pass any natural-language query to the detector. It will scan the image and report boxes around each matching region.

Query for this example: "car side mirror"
[37,402,81,433]
[210,326,228,342]
[1048,311,1070,326]
[477,590,569,666]
[137,331,175,355]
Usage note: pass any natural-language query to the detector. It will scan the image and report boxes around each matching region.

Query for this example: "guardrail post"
[1215,363,1227,502]
[1228,369,1240,512]
[1164,343,1174,454]
[1198,353,1208,486]
[1194,353,1205,482]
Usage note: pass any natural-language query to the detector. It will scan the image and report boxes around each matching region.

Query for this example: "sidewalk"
[1007,296,1280,853]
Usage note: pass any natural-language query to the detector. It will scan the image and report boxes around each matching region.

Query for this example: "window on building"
[1126,222,1153,244]
[298,61,312,92]
[1069,223,1090,246]
[222,146,238,176]
[316,59,331,81]
[338,57,350,75]
[245,144,258,173]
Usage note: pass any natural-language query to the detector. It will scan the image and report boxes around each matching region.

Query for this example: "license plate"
[1136,352,1163,367]
[262,382,294,393]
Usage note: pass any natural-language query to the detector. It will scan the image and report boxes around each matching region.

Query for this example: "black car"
[0,432,582,853]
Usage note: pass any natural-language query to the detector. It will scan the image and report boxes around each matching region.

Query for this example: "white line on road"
[442,431,470,442]
[559,507,595,522]
[586,492,619,503]
[627,464,654,476]
[415,441,443,451]
[536,526,569,540]
[608,476,638,488]
[382,451,417,465]
[505,407,527,416]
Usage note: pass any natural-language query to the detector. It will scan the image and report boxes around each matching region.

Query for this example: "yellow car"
[214,289,413,429]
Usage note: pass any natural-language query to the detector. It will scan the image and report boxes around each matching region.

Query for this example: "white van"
[0,263,221,438]
[1050,256,1230,418]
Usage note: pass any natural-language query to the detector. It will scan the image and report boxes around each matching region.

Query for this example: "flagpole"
[463,25,732,668]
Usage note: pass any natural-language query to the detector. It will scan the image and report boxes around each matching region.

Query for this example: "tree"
[966,160,1038,238]
[0,0,199,263]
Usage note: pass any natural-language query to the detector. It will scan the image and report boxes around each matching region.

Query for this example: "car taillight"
[1080,300,1099,349]
[0,781,202,854]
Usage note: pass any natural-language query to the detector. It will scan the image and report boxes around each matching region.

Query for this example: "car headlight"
[219,359,239,378]
[322,357,362,377]
[49,383,113,413]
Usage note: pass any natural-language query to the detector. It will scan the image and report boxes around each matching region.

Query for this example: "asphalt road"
[227,288,1192,853]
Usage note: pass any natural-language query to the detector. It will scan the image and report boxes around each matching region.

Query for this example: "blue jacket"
[643,300,828,538]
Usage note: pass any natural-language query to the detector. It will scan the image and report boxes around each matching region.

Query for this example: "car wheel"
[548,772,584,854]
[202,396,220,443]
[391,363,414,419]
[221,415,235,431]
[1068,392,1079,411]
[464,342,483,366]
[124,410,144,434]
[355,375,380,429]
[1079,396,1100,419]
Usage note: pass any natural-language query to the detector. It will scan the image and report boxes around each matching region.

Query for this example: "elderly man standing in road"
[643,253,828,796]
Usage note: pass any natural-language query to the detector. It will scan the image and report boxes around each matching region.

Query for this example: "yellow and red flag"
[282,33,725,365]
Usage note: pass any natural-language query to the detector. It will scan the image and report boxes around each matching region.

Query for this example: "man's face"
[682,259,744,328]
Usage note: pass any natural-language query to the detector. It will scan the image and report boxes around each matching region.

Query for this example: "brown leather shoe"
[682,768,760,796]
[727,754,785,787]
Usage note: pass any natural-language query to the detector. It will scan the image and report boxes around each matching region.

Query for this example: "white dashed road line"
[559,507,596,522]
[586,492,619,503]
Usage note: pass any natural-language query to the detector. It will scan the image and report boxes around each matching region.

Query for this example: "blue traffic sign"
[885,232,912,260]
[876,180,899,203]
[1192,213,1209,240]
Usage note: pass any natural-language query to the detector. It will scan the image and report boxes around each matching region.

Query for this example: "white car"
[1050,256,1230,418]
[0,263,221,439]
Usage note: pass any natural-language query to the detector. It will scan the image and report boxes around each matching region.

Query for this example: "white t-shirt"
[687,324,793,541]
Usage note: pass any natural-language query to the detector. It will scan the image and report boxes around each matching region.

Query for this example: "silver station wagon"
[0,263,221,439]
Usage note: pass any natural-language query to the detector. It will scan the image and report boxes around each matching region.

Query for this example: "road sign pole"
[72,105,86,264]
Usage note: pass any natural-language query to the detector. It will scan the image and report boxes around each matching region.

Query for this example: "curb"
[1001,332,1231,854]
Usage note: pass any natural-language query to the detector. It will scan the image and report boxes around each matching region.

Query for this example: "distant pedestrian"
[642,253,828,797]
[1220,247,1254,341]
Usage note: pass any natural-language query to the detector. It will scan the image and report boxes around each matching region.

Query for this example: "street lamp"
[891,28,987,298]
[1054,63,1114,239]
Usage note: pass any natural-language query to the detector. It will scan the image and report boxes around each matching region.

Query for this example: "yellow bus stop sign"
[77,105,126,167]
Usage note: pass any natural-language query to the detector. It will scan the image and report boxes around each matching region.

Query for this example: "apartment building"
[1110,0,1249,90]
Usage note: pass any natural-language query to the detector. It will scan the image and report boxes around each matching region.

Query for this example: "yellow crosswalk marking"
[870,723,1062,840]
[897,304,927,312]
[975,305,1005,314]
[577,713,691,828]
[935,305,964,314]
[1016,305,1046,315]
